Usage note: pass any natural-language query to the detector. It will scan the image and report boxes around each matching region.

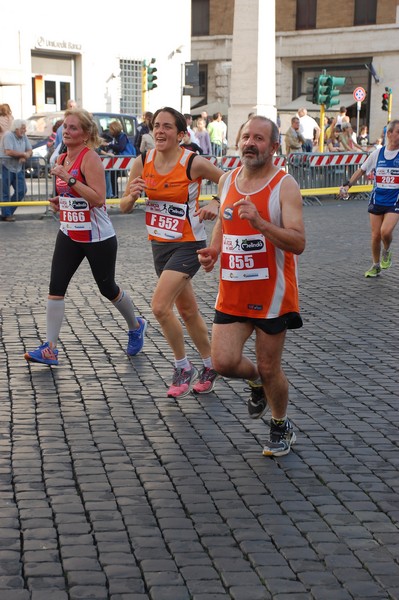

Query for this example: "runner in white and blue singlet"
[339,119,399,278]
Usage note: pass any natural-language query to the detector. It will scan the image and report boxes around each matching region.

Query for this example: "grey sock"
[47,298,65,346]
[112,290,138,330]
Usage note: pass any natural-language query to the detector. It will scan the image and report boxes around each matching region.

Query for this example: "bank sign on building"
[0,0,191,120]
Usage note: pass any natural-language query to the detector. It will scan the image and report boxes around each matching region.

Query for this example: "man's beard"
[240,146,269,169]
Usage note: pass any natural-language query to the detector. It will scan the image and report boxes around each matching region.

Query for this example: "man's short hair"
[11,119,26,132]
[387,119,399,134]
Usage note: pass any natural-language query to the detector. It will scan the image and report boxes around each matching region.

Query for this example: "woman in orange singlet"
[120,107,224,398]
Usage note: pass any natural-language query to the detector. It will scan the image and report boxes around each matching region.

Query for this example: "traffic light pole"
[388,92,393,123]
[319,104,325,152]
[142,61,148,113]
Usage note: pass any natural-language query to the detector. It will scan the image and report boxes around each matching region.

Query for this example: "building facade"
[2,0,397,146]
[0,1,191,121]
[191,0,399,146]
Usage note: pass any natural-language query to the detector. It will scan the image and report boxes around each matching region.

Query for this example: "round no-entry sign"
[353,87,366,102]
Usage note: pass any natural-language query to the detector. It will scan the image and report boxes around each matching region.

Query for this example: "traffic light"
[382,87,391,111]
[316,75,330,104]
[306,75,328,104]
[306,72,346,107]
[147,58,158,91]
[306,77,319,104]
[325,76,346,109]
[382,92,389,111]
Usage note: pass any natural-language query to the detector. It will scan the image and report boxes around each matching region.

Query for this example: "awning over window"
[191,101,229,117]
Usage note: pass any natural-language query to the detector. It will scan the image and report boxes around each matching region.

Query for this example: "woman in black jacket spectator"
[105,121,129,197]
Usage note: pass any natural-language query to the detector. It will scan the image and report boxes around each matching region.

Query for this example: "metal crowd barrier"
[0,155,134,204]
[287,151,369,189]
[210,152,373,203]
[0,156,51,202]
[1,152,374,215]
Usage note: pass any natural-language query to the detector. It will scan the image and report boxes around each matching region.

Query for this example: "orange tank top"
[215,167,300,319]
[143,148,206,243]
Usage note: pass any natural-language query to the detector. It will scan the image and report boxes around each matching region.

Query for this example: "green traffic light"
[316,75,329,104]
[329,76,346,87]
[146,59,158,91]
[324,75,346,109]
[305,72,346,106]
[305,76,318,103]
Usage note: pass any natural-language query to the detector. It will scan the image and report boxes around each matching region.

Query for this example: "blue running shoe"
[127,317,147,356]
[24,342,59,366]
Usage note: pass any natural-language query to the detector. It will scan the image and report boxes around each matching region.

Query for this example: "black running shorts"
[214,310,303,335]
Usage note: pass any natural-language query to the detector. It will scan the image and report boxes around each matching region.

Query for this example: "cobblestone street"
[1,197,399,600]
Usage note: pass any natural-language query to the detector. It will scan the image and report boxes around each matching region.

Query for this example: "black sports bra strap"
[186,152,196,180]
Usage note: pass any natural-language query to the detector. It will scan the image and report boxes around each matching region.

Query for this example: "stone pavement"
[0,198,399,600]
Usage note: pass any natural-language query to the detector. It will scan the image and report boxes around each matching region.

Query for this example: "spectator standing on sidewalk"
[24,108,146,366]
[120,107,224,398]
[298,108,320,152]
[0,119,32,222]
[180,131,203,155]
[326,125,345,152]
[336,106,350,127]
[0,103,14,143]
[139,120,155,153]
[198,116,305,457]
[105,120,134,198]
[339,119,399,278]
[134,112,153,155]
[207,112,227,157]
[284,116,305,154]
[339,122,363,152]
[184,114,200,145]
[194,117,211,155]
[357,125,370,150]
[46,119,64,161]
[201,111,211,127]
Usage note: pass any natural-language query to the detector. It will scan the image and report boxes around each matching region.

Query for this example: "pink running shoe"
[167,364,199,398]
[192,367,219,394]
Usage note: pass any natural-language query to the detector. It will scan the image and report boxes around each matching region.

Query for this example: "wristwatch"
[68,177,77,187]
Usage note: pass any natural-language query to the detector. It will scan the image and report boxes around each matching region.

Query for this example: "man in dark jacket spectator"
[134,112,153,155]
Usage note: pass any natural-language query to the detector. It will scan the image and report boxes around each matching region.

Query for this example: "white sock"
[202,356,212,369]
[175,357,190,370]
[47,299,65,347]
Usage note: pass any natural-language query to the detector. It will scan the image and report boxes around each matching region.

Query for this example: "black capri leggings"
[49,231,120,300]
